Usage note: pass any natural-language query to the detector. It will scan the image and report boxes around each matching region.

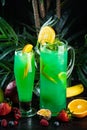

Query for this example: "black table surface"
[0,86,87,130]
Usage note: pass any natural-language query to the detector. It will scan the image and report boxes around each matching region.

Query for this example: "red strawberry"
[57,109,72,122]
[40,119,49,126]
[0,102,12,116]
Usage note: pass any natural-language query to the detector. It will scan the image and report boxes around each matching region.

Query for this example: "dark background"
[0,0,87,30]
[0,0,87,49]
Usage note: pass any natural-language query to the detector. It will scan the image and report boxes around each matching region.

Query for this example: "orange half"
[38,26,55,44]
[68,99,87,118]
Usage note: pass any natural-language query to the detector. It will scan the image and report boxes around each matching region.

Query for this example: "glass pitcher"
[34,40,75,116]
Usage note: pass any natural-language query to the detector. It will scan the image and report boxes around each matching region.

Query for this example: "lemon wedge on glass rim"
[22,44,33,53]
[38,26,56,44]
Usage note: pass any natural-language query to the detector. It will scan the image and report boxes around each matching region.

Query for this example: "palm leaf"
[56,11,70,34]
[77,66,87,87]
[41,16,58,28]
[0,62,11,71]
[81,65,87,75]
[0,28,8,39]
[67,30,87,43]
[0,60,14,87]
[0,47,15,60]
[0,17,18,43]
[0,73,9,88]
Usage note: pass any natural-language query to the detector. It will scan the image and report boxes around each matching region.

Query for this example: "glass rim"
[15,48,34,55]
[40,39,68,52]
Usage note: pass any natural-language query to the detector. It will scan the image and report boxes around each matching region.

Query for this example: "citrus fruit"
[67,84,84,98]
[38,26,55,44]
[58,72,66,85]
[24,61,30,77]
[68,99,87,118]
[0,88,4,103]
[58,72,66,80]
[37,109,51,120]
[22,44,33,77]
[41,63,57,83]
[22,44,33,53]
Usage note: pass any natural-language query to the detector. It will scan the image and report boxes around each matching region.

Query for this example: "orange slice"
[38,26,55,44]
[37,109,51,120]
[22,44,33,53]
[24,62,30,77]
[68,99,87,118]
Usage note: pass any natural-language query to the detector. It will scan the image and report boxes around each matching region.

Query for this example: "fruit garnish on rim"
[22,44,33,53]
[37,25,63,52]
[68,98,87,118]
[38,26,56,45]
[22,44,33,77]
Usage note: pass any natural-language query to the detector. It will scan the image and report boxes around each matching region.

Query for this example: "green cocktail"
[14,49,35,117]
[40,42,74,116]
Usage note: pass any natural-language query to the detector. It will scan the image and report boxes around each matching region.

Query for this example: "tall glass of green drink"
[14,46,36,117]
[40,40,75,116]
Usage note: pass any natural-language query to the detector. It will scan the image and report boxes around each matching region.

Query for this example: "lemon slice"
[67,84,84,98]
[68,99,87,118]
[58,72,66,80]
[38,26,55,44]
[58,72,66,85]
[22,44,33,53]
[41,63,57,83]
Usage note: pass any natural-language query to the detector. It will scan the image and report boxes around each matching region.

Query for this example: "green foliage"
[0,17,37,89]
[0,6,87,89]
[75,34,87,87]
[0,17,18,43]
[0,17,18,88]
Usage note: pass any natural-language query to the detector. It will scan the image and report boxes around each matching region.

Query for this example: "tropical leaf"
[0,73,9,88]
[77,66,87,87]
[0,60,14,88]
[55,11,70,34]
[42,16,58,28]
[0,62,11,71]
[0,47,15,60]
[0,17,18,43]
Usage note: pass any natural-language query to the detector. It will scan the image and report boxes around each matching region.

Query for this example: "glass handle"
[67,46,75,78]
